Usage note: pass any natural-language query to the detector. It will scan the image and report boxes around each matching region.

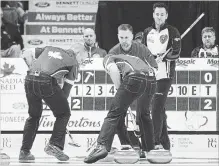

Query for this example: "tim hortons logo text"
[39,115,101,128]
[176,59,195,67]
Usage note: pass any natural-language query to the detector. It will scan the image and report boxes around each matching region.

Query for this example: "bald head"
[83,28,96,46]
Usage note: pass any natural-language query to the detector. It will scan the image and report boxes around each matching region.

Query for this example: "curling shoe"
[44,143,69,161]
[19,150,35,163]
[84,144,108,163]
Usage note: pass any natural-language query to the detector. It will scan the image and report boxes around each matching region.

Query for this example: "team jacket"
[191,45,218,58]
[142,23,181,78]
[30,46,79,81]
[84,43,107,58]
[103,41,158,77]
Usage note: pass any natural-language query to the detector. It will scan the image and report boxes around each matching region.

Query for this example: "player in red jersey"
[84,24,158,164]
[19,43,88,162]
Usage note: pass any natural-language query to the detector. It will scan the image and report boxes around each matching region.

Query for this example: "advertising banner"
[28,12,96,23]
[169,134,218,158]
[29,0,99,13]
[0,109,216,131]
[25,24,95,35]
[22,35,83,49]
[0,133,120,158]
[1,134,217,158]
[176,58,219,71]
[0,58,27,94]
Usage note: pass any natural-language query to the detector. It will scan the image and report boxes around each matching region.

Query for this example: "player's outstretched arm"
[103,54,121,89]
[62,65,78,98]
[107,63,121,89]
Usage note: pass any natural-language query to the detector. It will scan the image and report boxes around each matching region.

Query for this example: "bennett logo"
[176,59,195,67]
[56,1,98,6]
[28,39,43,45]
[207,59,219,68]
[35,2,50,7]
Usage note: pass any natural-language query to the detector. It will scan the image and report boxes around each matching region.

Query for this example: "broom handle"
[161,13,205,59]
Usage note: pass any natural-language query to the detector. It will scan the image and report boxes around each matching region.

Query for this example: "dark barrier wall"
[95,1,219,57]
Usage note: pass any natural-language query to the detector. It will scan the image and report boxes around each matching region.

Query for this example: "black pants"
[97,73,156,152]
[21,74,71,152]
[151,78,172,150]
[136,77,156,152]
[116,113,133,146]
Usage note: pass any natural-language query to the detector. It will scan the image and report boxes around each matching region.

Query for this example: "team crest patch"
[147,37,154,43]
[48,51,62,59]
[160,34,168,44]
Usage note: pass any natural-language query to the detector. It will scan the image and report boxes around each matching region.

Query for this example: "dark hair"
[134,32,143,40]
[118,24,133,33]
[153,2,168,13]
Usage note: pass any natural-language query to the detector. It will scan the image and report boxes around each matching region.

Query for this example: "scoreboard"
[0,58,218,131]
[69,58,219,112]
[166,59,218,112]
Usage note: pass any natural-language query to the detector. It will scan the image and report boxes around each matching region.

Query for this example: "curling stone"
[0,153,10,166]
[147,149,172,164]
[114,145,139,164]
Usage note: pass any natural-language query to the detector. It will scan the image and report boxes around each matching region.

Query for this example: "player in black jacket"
[142,2,181,151]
